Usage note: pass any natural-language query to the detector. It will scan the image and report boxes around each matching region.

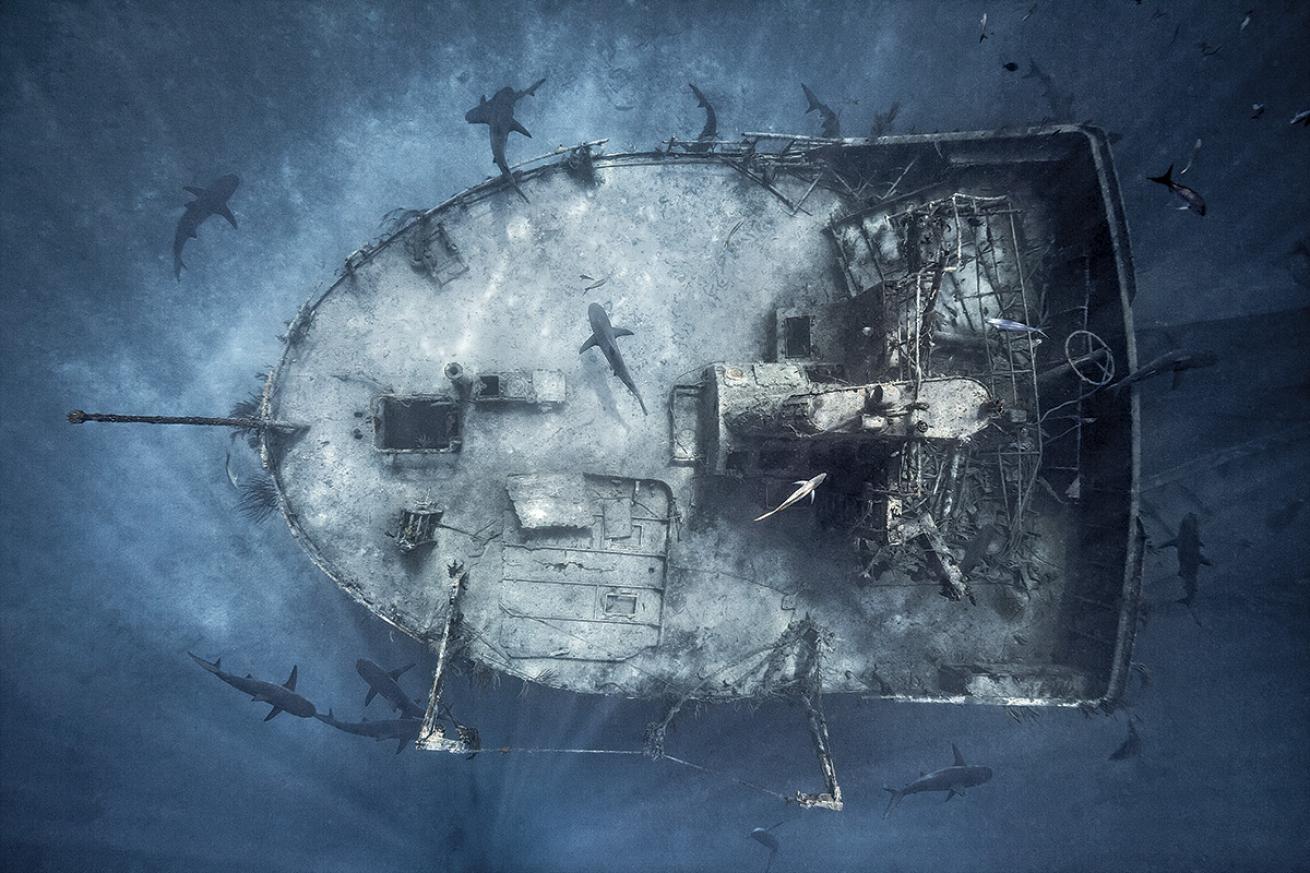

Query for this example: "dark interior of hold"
[479,375,501,397]
[375,396,462,451]
[784,315,813,358]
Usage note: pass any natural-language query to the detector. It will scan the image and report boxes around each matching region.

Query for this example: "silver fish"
[753,473,826,522]
[986,317,1046,337]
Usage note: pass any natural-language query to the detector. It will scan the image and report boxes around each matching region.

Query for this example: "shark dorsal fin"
[952,743,966,766]
[284,665,298,690]
[214,658,221,670]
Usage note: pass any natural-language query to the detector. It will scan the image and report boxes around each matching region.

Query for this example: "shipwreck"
[70,124,1144,809]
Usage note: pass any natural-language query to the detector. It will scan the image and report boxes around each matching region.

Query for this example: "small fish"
[614,104,635,111]
[1147,164,1206,216]
[801,84,841,138]
[1290,110,1310,127]
[1251,103,1266,119]
[1109,720,1142,761]
[754,473,827,522]
[986,316,1046,337]
[1240,10,1252,32]
[1150,8,1167,20]
[1198,41,1221,57]
[584,276,608,291]
[1002,61,1019,72]
[1022,3,1036,21]
[979,12,989,42]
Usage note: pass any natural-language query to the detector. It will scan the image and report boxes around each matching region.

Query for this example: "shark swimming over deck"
[188,653,316,721]
[580,302,647,415]
[315,709,422,754]
[884,744,993,817]
[801,83,841,138]
[465,78,546,203]
[173,174,239,280]
[356,658,424,720]
[687,83,717,152]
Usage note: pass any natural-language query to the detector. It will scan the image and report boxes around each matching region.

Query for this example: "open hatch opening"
[373,395,462,453]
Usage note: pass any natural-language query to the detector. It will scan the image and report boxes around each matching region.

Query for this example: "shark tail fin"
[882,787,903,819]
[689,83,709,108]
[523,77,546,97]
[188,652,219,673]
[1147,164,1174,187]
[174,254,186,281]
[801,84,823,114]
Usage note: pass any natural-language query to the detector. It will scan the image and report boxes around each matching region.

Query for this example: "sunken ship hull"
[258,126,1141,734]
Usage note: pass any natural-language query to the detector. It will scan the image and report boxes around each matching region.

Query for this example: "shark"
[883,744,993,817]
[1115,349,1217,391]
[464,78,546,203]
[1158,512,1212,607]
[801,84,841,138]
[687,83,717,152]
[749,828,780,873]
[188,653,316,721]
[173,174,239,280]
[1021,60,1076,120]
[580,302,647,415]
[356,658,424,720]
[315,709,423,754]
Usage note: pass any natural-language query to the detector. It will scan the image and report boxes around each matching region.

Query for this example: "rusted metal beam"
[66,409,304,432]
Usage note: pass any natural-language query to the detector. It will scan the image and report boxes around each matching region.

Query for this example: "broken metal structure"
[69,125,1142,809]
